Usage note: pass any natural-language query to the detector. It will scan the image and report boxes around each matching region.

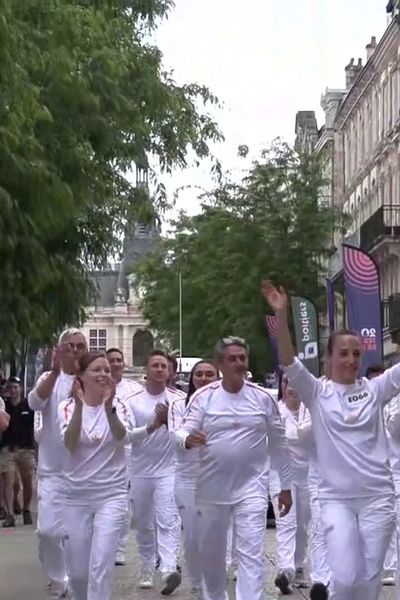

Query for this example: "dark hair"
[365,364,385,379]
[277,368,287,401]
[78,352,107,373]
[167,354,178,373]
[106,347,124,360]
[186,360,218,405]
[8,376,21,384]
[326,329,359,357]
[146,349,168,365]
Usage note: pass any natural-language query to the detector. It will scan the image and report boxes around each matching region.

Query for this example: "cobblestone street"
[0,517,396,600]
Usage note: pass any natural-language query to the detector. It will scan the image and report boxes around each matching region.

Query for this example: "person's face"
[192,362,218,390]
[281,376,300,410]
[219,345,248,383]
[167,360,177,386]
[107,351,125,381]
[330,335,362,384]
[62,333,87,369]
[8,382,21,402]
[147,355,168,385]
[81,357,111,395]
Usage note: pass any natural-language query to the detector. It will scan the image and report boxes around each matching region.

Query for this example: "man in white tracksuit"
[28,328,87,600]
[272,387,311,595]
[125,349,182,596]
[175,336,292,600]
[106,347,143,567]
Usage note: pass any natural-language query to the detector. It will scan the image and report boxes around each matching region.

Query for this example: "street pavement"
[0,517,397,600]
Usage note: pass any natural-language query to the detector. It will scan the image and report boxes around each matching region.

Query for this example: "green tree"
[134,141,345,379]
[0,0,221,355]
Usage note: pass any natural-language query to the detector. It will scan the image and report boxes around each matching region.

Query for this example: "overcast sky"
[155,0,388,220]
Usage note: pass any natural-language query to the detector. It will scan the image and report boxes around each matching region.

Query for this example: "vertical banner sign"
[291,296,320,377]
[326,278,335,333]
[342,244,383,375]
[265,315,279,370]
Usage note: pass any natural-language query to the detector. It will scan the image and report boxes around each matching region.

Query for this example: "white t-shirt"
[58,396,133,504]
[175,380,291,505]
[116,378,143,463]
[285,358,398,500]
[169,395,199,486]
[126,387,179,478]
[279,401,309,485]
[385,394,400,473]
[28,371,75,476]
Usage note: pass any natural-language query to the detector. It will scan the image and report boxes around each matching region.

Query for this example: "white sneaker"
[381,570,396,586]
[115,550,126,566]
[138,569,154,589]
[160,570,182,595]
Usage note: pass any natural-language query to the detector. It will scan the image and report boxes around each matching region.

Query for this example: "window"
[89,329,107,352]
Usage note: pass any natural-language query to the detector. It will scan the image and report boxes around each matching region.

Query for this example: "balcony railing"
[360,205,400,252]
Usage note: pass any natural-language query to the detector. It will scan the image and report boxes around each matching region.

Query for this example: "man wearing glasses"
[175,336,292,600]
[29,328,87,600]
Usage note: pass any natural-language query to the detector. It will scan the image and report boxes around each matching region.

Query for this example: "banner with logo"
[291,296,320,377]
[265,314,279,370]
[342,244,383,375]
[326,278,335,333]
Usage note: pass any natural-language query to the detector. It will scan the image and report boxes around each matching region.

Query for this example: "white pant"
[175,482,201,589]
[132,475,179,573]
[271,480,310,574]
[37,475,68,586]
[321,494,395,600]
[117,466,131,555]
[63,496,126,600]
[308,466,331,585]
[198,496,267,600]
[226,519,237,569]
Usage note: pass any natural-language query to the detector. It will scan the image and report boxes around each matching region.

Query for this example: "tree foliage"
[0,0,221,354]
[134,142,346,379]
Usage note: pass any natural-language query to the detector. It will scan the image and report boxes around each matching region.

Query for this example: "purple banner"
[326,278,335,333]
[265,314,279,370]
[342,244,383,375]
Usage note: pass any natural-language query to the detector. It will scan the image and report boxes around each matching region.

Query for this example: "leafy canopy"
[134,141,345,378]
[0,0,221,354]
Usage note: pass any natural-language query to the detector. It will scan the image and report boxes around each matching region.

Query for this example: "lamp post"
[178,269,183,375]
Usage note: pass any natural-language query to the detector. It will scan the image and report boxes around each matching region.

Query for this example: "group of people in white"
[5,278,400,600]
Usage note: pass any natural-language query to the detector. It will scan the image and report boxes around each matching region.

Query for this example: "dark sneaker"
[3,514,16,527]
[23,510,33,525]
[274,572,293,595]
[13,500,22,515]
[0,506,6,520]
[310,582,329,600]
[294,567,308,588]
[161,570,182,595]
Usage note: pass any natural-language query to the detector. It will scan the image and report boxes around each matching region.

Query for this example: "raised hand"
[261,280,288,313]
[155,403,168,425]
[52,343,73,373]
[104,378,116,411]
[72,378,85,405]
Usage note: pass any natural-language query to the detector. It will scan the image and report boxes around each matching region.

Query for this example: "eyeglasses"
[220,336,247,347]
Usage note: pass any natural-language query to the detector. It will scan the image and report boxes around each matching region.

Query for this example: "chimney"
[366,36,377,61]
[345,58,363,89]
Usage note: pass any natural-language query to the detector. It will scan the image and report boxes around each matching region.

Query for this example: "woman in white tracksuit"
[168,360,219,600]
[272,374,311,595]
[58,351,144,600]
[263,281,397,600]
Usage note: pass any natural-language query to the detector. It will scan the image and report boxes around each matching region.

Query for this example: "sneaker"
[274,572,293,595]
[2,514,15,528]
[114,551,126,566]
[138,569,154,589]
[0,506,6,520]
[46,582,69,599]
[161,570,182,595]
[381,570,396,586]
[310,582,329,600]
[294,567,308,588]
[23,509,33,525]
[13,499,22,515]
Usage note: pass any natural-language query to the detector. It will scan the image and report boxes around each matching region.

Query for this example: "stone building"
[80,165,157,378]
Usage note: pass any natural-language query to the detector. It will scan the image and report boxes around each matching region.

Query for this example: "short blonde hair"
[58,328,84,346]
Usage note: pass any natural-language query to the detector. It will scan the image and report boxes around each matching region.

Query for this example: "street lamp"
[178,269,183,375]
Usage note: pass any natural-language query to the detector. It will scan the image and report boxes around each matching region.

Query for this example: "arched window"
[132,330,154,367]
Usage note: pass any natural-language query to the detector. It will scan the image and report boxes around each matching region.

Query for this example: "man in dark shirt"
[0,377,35,526]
